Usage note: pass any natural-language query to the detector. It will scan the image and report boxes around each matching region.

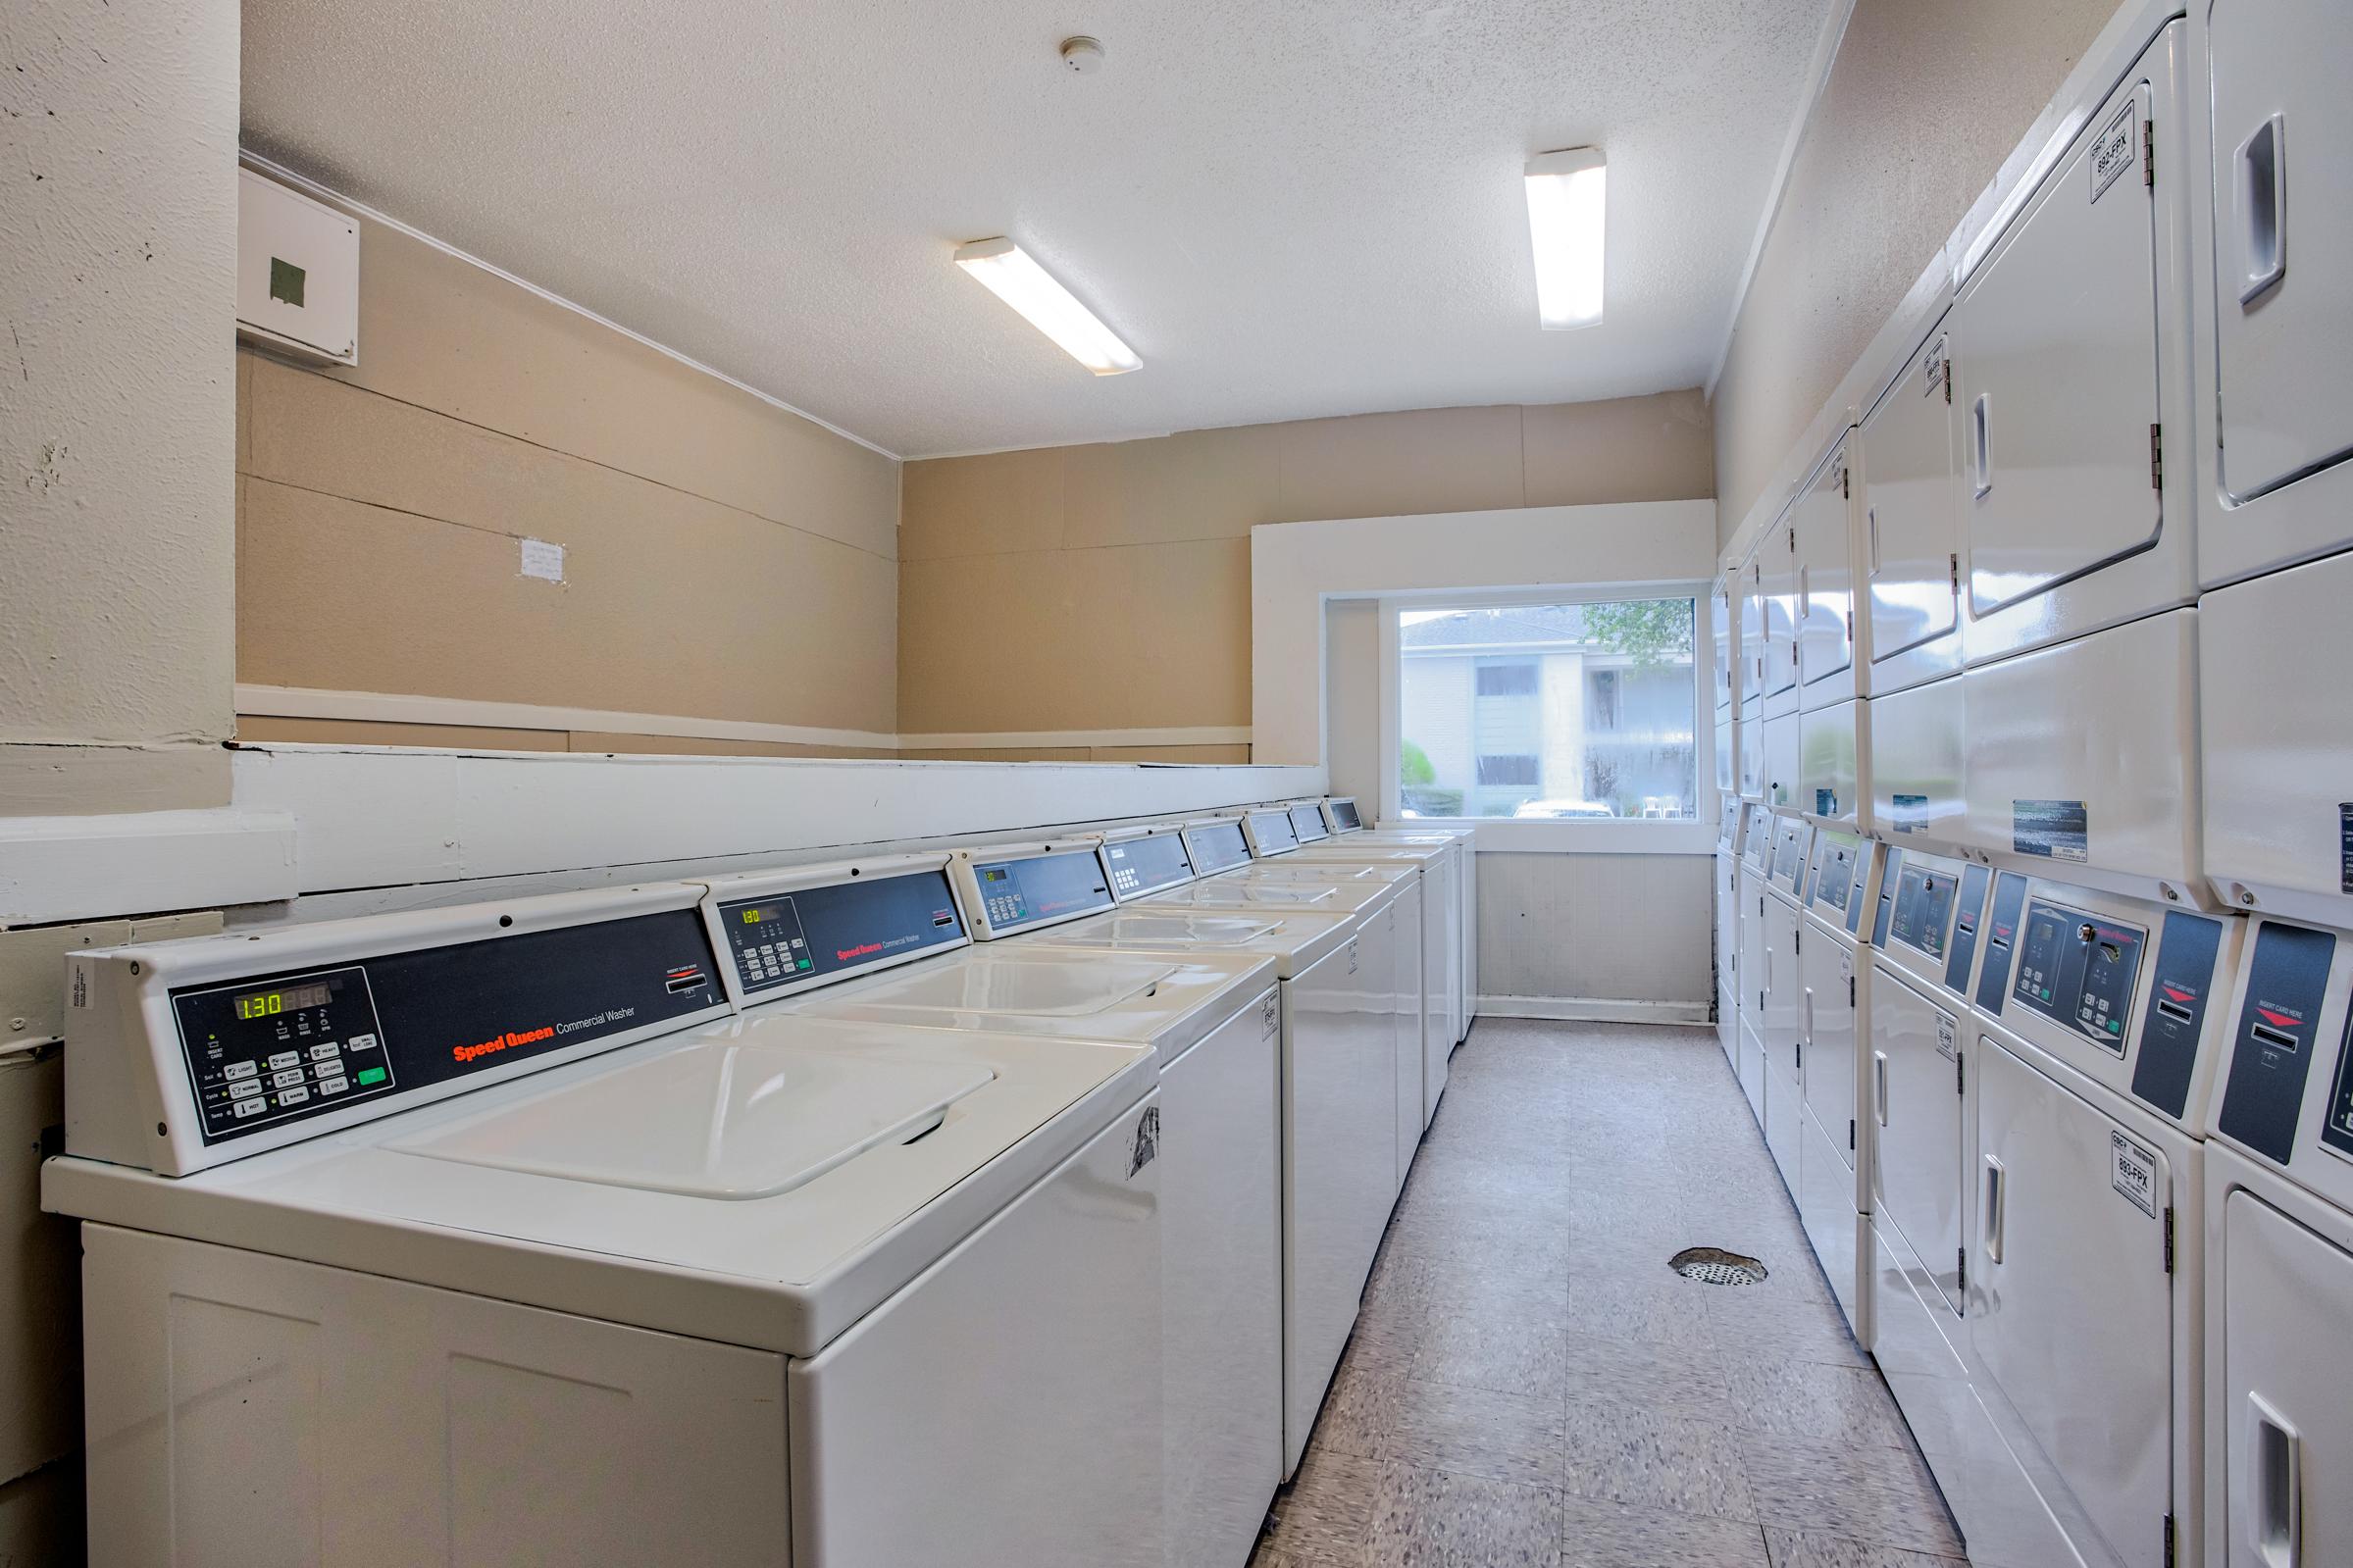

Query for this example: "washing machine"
[1148,875,1423,1175]
[45,883,1165,1568]
[1733,808,1775,1124]
[1016,900,1389,1478]
[1285,835,1466,1052]
[1312,800,1479,1041]
[1761,813,1816,1191]
[1968,873,2247,1568]
[738,854,1282,1568]
[2202,911,2353,1568]
[1794,826,1883,1344]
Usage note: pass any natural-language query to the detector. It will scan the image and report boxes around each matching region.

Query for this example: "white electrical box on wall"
[235,169,359,366]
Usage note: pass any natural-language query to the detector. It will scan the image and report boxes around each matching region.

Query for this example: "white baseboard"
[1474,994,1712,1027]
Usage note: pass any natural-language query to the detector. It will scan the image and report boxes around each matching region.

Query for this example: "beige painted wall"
[1,0,239,814]
[899,392,1714,743]
[237,210,901,750]
[1711,0,2119,540]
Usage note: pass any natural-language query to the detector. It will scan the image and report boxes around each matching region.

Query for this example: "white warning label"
[2110,1130,2158,1217]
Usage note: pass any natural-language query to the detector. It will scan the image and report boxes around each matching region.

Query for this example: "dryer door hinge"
[1848,974,1857,1007]
[2145,119,2157,188]
[1957,1052,1967,1095]
[1840,466,1851,500]
[1957,1247,1968,1293]
[2151,423,2164,490]
[1949,552,1961,594]
[1849,1118,1857,1152]
[1795,928,1803,955]
[1942,358,1954,404]
[2162,1512,2175,1568]
[2164,1207,2175,1274]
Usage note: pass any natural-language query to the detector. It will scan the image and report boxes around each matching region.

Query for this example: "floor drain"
[1668,1246,1767,1287]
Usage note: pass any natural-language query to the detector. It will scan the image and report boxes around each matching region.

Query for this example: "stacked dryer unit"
[1732,801,1775,1124]
[1759,811,1816,1190]
[1713,798,1749,1067]
[1794,824,1883,1344]
[1964,871,2245,1568]
[2189,11,2353,1562]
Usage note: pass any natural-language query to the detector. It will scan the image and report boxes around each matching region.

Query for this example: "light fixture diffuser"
[952,237,1142,376]
[1524,148,1607,329]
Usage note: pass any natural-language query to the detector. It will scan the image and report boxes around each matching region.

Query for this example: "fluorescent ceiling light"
[1524,147,1607,329]
[952,237,1141,376]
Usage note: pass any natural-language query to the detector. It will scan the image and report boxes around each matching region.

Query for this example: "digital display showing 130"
[232,982,332,1020]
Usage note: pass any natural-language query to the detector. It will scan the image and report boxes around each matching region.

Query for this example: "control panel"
[1102,834,1195,900]
[169,908,722,1150]
[1288,803,1331,843]
[2011,897,2146,1052]
[1973,873,2031,1015]
[2320,1005,2353,1164]
[1326,798,1363,833]
[714,869,964,998]
[2217,921,2338,1164]
[1808,835,1858,919]
[1185,819,1253,876]
[958,848,1115,938]
[1771,818,1813,890]
[1887,862,1958,962]
[1941,865,1992,992]
[1244,809,1301,857]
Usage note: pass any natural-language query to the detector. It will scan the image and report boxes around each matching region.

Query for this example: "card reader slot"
[2250,1022,2299,1053]
[2155,997,2194,1026]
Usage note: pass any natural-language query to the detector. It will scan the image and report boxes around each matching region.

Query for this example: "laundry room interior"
[3,0,2347,1563]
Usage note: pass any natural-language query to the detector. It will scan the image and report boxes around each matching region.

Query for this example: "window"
[1398,597,1698,821]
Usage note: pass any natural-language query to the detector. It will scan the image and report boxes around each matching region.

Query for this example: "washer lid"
[1022,907,1359,976]
[390,1042,993,1199]
[808,953,1180,1017]
[1161,882,1349,907]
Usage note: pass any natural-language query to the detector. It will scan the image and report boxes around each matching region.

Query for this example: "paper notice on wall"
[520,538,566,582]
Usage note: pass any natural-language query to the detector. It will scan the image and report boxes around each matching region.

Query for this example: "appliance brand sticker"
[2089,99,2138,204]
[1816,788,1837,817]
[2110,1130,2158,1217]
[1921,336,1947,397]
[1260,993,1280,1037]
[2014,799,2089,862]
[1936,1016,1957,1061]
[1891,793,1928,834]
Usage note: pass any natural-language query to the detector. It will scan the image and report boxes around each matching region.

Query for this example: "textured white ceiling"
[241,0,1835,458]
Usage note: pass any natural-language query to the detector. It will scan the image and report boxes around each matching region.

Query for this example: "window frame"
[1378,585,1717,854]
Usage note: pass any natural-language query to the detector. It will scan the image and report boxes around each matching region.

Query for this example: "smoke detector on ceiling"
[1060,36,1104,73]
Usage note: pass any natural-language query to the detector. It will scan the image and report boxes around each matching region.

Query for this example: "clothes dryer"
[46,885,1164,1568]
[1714,799,1750,1068]
[2202,912,2353,1568]
[1794,826,1882,1343]
[1017,903,1389,1477]
[1734,811,1775,1125]
[1969,875,2246,1568]
[1761,813,1816,1190]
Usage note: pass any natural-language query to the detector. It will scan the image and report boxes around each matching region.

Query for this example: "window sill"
[1391,818,1718,854]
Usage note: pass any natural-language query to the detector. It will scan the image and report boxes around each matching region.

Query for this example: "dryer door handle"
[1981,1153,2007,1266]
[2247,1391,2302,1568]
[1971,393,1994,500]
[1873,1050,1889,1128]
[2236,112,2286,305]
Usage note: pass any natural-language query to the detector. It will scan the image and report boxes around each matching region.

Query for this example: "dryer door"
[1801,932,1859,1168]
[2210,0,2353,555]
[2222,1189,2353,1568]
[1973,1040,2173,1568]
[1958,73,2164,622]
[1762,893,1807,1185]
[1868,967,1966,1316]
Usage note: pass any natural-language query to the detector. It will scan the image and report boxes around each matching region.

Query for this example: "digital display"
[1331,800,1362,831]
[233,982,332,1020]
[1289,804,1331,842]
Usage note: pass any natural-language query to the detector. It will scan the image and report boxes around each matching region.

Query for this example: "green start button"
[356,1066,387,1087]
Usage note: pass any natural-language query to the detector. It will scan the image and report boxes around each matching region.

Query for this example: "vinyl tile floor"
[1252,1018,1969,1568]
